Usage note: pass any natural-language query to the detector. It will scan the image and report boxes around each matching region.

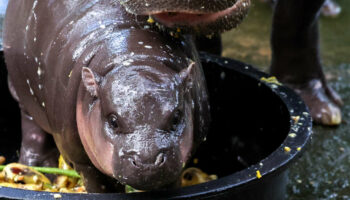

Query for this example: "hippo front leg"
[7,77,59,166]
[270,0,342,125]
[18,110,59,167]
[74,163,125,193]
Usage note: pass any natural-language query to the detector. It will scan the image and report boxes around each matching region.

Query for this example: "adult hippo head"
[118,0,251,34]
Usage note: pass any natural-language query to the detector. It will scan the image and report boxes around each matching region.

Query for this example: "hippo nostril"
[155,153,166,166]
[128,157,139,168]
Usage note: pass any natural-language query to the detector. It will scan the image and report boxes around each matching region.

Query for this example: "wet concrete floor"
[0,0,349,199]
[222,0,350,199]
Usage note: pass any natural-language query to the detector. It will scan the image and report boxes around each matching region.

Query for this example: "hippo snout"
[128,152,167,168]
[114,149,183,190]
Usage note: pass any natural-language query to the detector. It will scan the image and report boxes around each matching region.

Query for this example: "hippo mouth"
[151,0,250,28]
[119,0,251,34]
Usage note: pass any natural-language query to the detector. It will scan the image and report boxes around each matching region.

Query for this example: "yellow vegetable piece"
[0,156,5,165]
[284,146,291,153]
[58,156,73,170]
[147,16,155,24]
[260,76,282,86]
[2,163,51,185]
[181,167,217,187]
[256,170,262,179]
[291,116,300,124]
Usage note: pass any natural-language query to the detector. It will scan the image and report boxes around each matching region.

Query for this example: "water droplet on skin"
[34,37,37,42]
[138,41,144,45]
[30,88,34,95]
[144,45,152,49]
[37,67,42,76]
[122,61,131,66]
[220,72,226,80]
[289,133,297,138]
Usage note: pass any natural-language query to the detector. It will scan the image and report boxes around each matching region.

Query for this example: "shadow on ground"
[222,0,350,199]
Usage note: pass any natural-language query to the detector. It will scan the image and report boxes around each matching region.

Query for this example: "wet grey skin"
[3,0,209,192]
[118,0,343,126]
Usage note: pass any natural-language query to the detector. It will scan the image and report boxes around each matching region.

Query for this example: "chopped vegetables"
[181,167,217,187]
[0,165,80,178]
[256,170,262,179]
[260,76,282,86]
[125,185,144,193]
[0,156,5,165]
[291,116,300,124]
[1,155,217,194]
[284,146,291,153]
[0,156,85,193]
[147,16,155,24]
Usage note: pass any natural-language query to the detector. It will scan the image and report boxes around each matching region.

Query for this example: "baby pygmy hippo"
[3,0,210,192]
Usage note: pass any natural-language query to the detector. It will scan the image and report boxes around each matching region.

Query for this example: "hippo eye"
[170,109,182,131]
[108,114,119,130]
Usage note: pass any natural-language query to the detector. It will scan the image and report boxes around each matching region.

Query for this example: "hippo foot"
[322,0,341,17]
[286,79,343,125]
[19,144,59,181]
[75,163,125,193]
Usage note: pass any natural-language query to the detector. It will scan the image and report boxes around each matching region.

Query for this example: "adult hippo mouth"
[119,0,251,34]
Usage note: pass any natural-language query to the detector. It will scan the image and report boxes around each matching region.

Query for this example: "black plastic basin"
[0,52,312,200]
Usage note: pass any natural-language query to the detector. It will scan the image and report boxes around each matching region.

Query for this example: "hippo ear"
[179,61,195,90]
[82,67,99,97]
